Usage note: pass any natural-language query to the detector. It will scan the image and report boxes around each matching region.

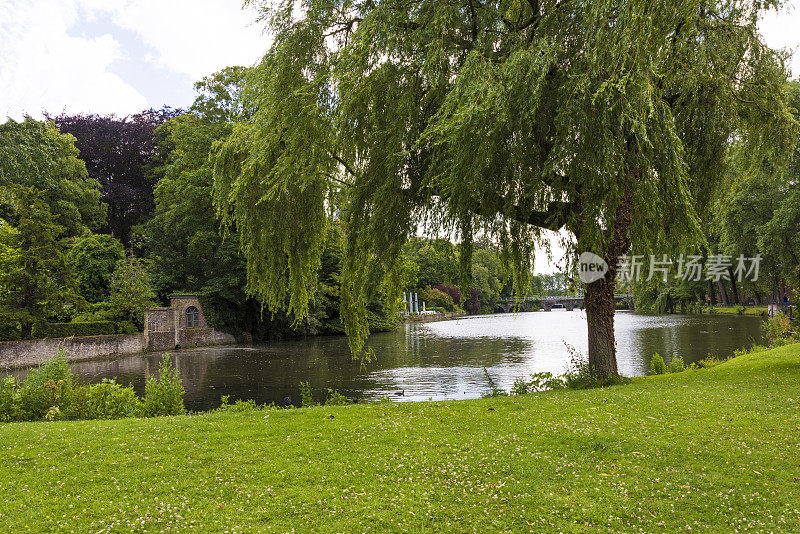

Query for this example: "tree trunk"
[717,280,729,306]
[584,181,633,378]
[20,322,33,340]
[585,273,619,377]
[728,267,740,304]
[751,285,762,305]
[707,279,716,305]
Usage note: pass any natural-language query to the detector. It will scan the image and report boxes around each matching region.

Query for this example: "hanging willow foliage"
[213,0,796,364]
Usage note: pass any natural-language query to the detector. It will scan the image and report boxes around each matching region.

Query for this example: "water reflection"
[8,311,764,411]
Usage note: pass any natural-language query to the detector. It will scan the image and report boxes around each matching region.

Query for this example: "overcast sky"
[1,0,798,273]
[0,0,269,119]
[2,0,798,120]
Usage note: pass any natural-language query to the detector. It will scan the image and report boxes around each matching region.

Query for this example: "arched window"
[186,306,200,328]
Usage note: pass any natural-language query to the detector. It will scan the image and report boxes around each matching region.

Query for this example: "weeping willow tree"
[213,0,795,377]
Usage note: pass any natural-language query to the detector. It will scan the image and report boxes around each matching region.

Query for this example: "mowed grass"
[1,346,799,533]
[710,306,769,316]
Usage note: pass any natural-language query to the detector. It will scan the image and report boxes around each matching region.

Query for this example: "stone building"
[144,294,234,351]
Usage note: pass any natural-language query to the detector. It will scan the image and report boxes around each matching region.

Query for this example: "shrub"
[762,312,792,344]
[215,395,265,413]
[116,321,137,334]
[433,284,462,307]
[0,375,19,422]
[735,305,746,316]
[530,372,567,391]
[695,355,724,369]
[650,353,667,375]
[463,288,481,315]
[560,343,631,389]
[421,286,456,312]
[0,317,21,342]
[18,352,74,421]
[668,355,685,373]
[299,381,314,407]
[32,321,134,339]
[508,372,566,395]
[66,385,92,420]
[325,389,350,406]
[85,379,141,419]
[510,377,530,396]
[141,355,185,417]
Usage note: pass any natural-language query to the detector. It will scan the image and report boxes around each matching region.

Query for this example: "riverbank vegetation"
[1,342,798,532]
[0,353,184,423]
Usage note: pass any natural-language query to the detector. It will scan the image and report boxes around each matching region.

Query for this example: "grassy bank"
[1,345,799,532]
[708,305,768,316]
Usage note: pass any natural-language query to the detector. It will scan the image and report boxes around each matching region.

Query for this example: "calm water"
[12,311,764,411]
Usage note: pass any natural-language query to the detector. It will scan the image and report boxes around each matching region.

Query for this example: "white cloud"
[0,0,149,120]
[104,0,269,80]
[0,0,269,121]
[759,1,800,78]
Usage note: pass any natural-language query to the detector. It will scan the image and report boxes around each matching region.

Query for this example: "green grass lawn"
[1,345,799,533]
[707,305,768,316]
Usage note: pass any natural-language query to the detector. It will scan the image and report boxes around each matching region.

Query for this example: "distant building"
[144,294,233,351]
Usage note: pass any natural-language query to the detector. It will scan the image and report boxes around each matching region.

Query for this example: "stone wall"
[145,331,177,352]
[0,329,236,369]
[146,308,176,333]
[406,312,466,323]
[178,328,235,349]
[0,334,147,368]
[169,295,208,329]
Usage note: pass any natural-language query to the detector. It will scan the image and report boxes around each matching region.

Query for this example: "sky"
[0,0,269,119]
[1,0,798,273]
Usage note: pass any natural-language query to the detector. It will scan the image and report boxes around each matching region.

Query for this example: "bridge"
[495,294,634,313]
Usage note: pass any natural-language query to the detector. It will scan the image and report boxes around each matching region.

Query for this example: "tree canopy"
[0,186,77,338]
[50,108,180,245]
[0,118,105,236]
[213,0,796,373]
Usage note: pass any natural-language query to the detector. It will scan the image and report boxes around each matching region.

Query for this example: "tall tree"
[68,233,125,303]
[50,108,180,245]
[0,186,77,339]
[0,118,105,236]
[215,0,795,375]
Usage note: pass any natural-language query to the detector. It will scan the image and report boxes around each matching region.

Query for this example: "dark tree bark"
[728,267,740,304]
[584,181,633,378]
[707,279,716,305]
[717,280,729,306]
[752,286,762,305]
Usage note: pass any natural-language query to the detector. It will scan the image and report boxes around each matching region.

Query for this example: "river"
[13,311,765,410]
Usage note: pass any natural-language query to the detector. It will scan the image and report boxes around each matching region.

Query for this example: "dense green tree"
[530,273,572,297]
[107,256,155,330]
[50,108,180,245]
[137,68,274,339]
[760,187,800,294]
[140,67,357,340]
[68,233,125,303]
[402,238,459,290]
[0,186,78,338]
[214,0,794,375]
[0,118,105,236]
[717,81,800,303]
[471,247,505,312]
